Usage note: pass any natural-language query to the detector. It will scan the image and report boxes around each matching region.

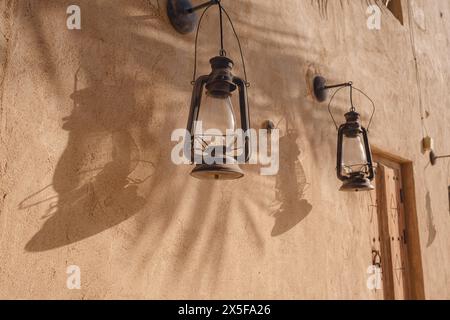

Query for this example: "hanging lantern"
[313,76,376,192]
[168,0,251,180]
[186,56,250,180]
[337,110,374,191]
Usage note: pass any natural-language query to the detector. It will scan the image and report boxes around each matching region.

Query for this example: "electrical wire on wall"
[406,1,430,140]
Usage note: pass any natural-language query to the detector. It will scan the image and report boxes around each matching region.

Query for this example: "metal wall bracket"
[167,0,198,34]
[313,76,328,102]
[430,151,438,165]
[167,0,220,34]
[313,75,352,102]
[430,150,450,166]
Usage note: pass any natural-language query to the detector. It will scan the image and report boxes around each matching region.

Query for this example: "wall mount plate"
[430,150,437,166]
[313,76,328,102]
[167,0,198,34]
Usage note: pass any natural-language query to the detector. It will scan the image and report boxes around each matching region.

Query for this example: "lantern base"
[167,0,198,34]
[191,163,244,180]
[340,177,374,192]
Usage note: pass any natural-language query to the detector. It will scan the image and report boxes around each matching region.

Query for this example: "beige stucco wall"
[0,0,449,299]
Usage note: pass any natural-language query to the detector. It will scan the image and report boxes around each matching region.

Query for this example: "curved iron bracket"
[430,150,450,166]
[167,0,219,34]
[313,76,352,103]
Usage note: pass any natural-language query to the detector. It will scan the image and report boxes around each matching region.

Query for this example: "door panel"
[371,159,411,300]
[364,172,384,299]
[382,165,409,299]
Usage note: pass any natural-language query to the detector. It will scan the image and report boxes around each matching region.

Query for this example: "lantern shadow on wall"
[17,0,330,259]
[425,191,437,247]
[270,126,313,237]
[21,80,153,252]
[17,1,267,272]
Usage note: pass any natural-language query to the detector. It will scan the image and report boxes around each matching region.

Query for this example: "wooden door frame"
[372,147,425,300]
[374,163,395,299]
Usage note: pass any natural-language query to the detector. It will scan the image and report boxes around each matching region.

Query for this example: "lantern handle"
[326,82,376,132]
[221,6,250,87]
[191,3,250,88]
[351,86,376,132]
[191,3,215,85]
[327,85,349,131]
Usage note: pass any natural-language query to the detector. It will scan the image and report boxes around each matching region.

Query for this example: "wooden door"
[374,159,411,300]
[366,177,384,300]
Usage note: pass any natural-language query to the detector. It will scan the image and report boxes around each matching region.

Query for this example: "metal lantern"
[168,0,252,180]
[186,56,250,180]
[337,110,374,191]
[313,76,376,192]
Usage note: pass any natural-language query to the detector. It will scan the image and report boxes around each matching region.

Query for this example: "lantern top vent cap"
[344,110,361,123]
[205,56,237,97]
[210,56,234,69]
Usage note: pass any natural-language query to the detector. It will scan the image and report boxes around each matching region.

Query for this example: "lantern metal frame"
[336,110,375,191]
[173,0,251,180]
[313,76,376,192]
[186,56,251,180]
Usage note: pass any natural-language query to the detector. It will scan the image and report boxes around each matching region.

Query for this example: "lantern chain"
[218,2,226,56]
[349,85,355,112]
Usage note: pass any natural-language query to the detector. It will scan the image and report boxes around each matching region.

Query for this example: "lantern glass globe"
[194,93,237,158]
[341,134,368,176]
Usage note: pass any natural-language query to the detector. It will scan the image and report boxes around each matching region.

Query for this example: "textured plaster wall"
[0,0,449,299]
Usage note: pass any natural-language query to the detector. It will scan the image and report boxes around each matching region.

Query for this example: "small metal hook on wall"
[430,150,450,166]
